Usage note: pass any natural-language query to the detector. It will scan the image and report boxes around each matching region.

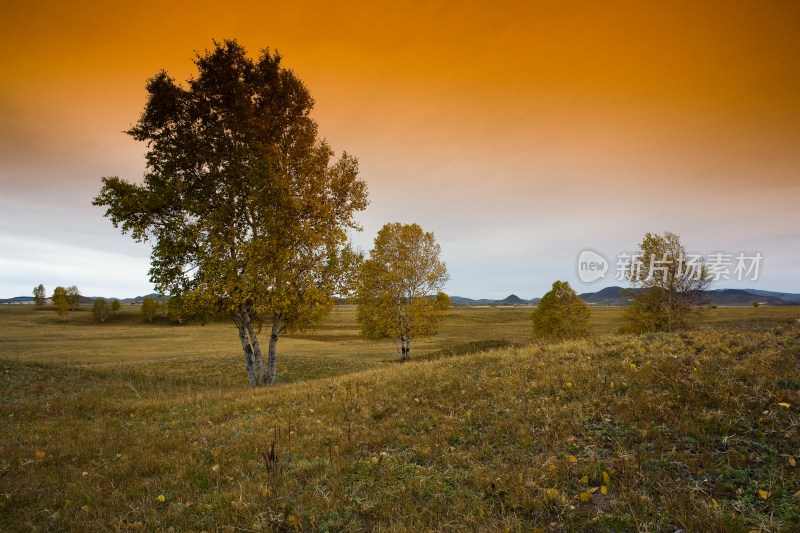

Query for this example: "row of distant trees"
[32,284,87,320]
[32,284,188,324]
[34,284,124,322]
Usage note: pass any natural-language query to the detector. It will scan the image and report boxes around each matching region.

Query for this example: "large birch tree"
[93,40,367,385]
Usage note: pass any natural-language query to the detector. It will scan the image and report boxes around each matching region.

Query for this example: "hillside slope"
[2,327,799,531]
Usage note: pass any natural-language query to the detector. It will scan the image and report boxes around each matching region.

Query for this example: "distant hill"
[451,294,538,306]
[579,286,638,305]
[0,296,34,304]
[742,289,800,304]
[707,289,793,306]
[576,286,797,306]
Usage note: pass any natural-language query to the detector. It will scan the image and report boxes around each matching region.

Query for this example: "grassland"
[1,304,799,531]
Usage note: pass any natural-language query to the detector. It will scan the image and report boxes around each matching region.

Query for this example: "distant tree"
[622,231,711,333]
[111,300,122,314]
[32,284,46,307]
[92,40,367,385]
[753,301,760,308]
[532,281,591,340]
[355,223,450,361]
[166,295,185,324]
[51,286,69,321]
[141,297,159,322]
[66,286,81,311]
[92,298,112,322]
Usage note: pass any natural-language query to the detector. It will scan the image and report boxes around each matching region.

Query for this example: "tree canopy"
[92,298,112,322]
[355,223,449,361]
[93,40,368,385]
[532,280,590,340]
[33,284,46,307]
[51,286,69,321]
[622,231,711,333]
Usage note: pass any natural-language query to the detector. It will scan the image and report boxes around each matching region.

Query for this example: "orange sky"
[1,1,799,297]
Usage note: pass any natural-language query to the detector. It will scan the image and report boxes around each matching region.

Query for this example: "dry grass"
[1,304,799,531]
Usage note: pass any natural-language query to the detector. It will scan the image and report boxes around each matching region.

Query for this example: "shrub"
[532,281,590,340]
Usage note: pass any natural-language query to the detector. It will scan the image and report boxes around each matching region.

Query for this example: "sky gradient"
[1,1,799,299]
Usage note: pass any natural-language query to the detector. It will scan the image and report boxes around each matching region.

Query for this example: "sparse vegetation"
[0,304,798,531]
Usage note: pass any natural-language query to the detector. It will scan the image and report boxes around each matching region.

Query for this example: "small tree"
[66,286,81,311]
[52,286,69,321]
[355,223,450,361]
[111,300,122,315]
[532,281,590,340]
[622,231,711,333]
[33,284,46,307]
[141,297,159,322]
[92,298,112,322]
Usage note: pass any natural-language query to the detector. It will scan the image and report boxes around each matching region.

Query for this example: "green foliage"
[623,231,711,333]
[141,297,159,322]
[111,299,122,314]
[92,297,112,322]
[753,301,761,308]
[532,280,590,340]
[32,284,46,307]
[356,223,449,360]
[92,40,367,385]
[51,286,69,320]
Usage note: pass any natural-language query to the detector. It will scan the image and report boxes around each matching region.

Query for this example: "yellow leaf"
[211,464,220,472]
[157,494,165,502]
[35,450,46,459]
[578,492,592,503]
[565,382,573,389]
[778,402,790,408]
[600,485,608,495]
[629,363,637,370]
[545,488,560,500]
[602,471,610,483]
[710,498,719,508]
[211,449,220,458]
[789,456,797,467]
[579,475,589,484]
[758,489,770,500]
[567,455,577,464]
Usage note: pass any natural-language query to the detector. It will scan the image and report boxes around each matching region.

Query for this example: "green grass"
[1,304,799,531]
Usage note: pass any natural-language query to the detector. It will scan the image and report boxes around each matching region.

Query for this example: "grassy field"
[1,304,799,531]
